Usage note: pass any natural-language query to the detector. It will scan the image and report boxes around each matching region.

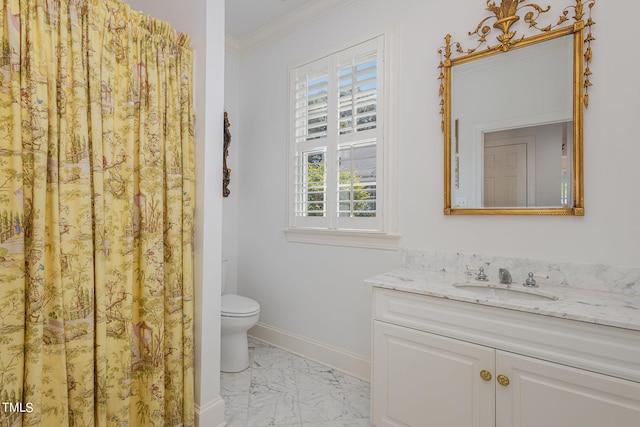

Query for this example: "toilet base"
[221,331,249,373]
[220,312,259,373]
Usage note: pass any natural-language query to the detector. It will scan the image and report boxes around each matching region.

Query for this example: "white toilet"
[220,259,260,373]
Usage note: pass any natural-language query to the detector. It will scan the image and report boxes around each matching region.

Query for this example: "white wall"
[124,0,226,425]
[223,49,241,296]
[232,0,640,361]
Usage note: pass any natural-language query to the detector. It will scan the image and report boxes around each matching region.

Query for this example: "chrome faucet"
[475,267,488,281]
[524,272,539,288]
[499,268,512,285]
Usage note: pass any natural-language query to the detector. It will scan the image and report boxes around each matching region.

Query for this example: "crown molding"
[226,0,355,55]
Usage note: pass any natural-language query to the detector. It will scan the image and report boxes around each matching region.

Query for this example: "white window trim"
[284,228,400,250]
[285,31,399,250]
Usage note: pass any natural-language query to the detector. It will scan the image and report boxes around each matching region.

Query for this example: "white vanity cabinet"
[495,351,640,427]
[373,321,495,426]
[371,287,640,427]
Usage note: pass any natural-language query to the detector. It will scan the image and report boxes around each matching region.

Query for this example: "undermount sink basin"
[453,282,558,301]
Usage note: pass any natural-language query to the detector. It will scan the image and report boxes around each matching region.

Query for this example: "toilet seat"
[221,294,260,317]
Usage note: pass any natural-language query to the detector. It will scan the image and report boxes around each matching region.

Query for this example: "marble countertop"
[366,268,640,332]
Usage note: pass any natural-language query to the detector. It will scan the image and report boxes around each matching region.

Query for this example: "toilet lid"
[221,294,260,316]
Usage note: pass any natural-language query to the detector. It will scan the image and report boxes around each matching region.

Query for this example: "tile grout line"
[223,338,370,426]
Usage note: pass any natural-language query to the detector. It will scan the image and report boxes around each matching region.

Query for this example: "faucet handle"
[524,272,538,288]
[476,267,489,281]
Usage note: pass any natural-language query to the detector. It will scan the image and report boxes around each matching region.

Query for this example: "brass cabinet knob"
[497,374,510,387]
[480,370,492,381]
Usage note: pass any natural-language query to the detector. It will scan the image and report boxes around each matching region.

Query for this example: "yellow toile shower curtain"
[0,0,195,426]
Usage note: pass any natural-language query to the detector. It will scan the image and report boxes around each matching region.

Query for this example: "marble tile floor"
[220,338,372,427]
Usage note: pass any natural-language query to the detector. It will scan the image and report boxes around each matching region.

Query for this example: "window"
[287,35,395,248]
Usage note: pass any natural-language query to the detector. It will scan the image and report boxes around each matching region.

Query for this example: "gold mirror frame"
[440,0,595,215]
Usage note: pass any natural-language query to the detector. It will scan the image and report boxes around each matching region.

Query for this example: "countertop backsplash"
[402,249,640,297]
[366,249,640,332]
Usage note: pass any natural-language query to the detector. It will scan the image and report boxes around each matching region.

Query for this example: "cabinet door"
[372,321,495,427]
[496,351,640,427]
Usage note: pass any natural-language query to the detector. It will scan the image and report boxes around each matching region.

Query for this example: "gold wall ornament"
[439,0,595,216]
[438,0,596,131]
[476,1,551,52]
[223,111,231,197]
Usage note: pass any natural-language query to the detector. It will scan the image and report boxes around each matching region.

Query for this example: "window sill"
[284,228,400,250]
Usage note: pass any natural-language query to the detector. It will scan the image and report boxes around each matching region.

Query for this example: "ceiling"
[225,0,314,39]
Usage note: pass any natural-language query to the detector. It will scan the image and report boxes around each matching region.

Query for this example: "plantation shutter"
[291,59,330,228]
[289,35,383,231]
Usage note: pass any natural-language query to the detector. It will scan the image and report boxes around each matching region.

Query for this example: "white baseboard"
[248,322,371,382]
[195,396,226,427]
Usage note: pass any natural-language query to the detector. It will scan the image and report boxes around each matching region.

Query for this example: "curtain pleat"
[0,0,195,425]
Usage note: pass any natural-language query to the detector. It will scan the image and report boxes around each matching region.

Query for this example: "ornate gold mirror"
[440,0,595,215]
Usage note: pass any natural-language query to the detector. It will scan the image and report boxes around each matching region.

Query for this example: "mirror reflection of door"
[484,142,527,207]
[482,123,570,208]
